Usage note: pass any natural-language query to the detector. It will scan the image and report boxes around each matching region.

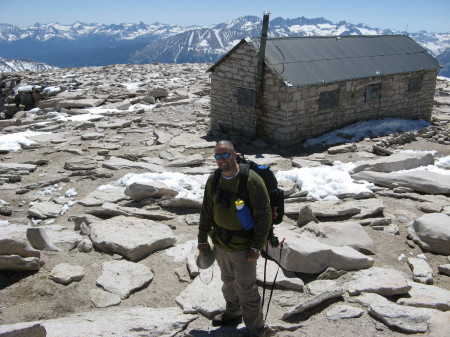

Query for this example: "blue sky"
[0,0,449,33]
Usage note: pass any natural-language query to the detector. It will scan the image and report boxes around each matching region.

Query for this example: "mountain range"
[1,16,449,76]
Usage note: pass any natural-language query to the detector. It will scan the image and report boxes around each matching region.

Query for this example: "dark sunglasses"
[214,152,232,160]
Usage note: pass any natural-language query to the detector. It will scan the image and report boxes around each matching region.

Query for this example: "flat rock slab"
[89,215,176,261]
[64,159,98,171]
[55,98,105,109]
[354,292,441,333]
[1,307,197,337]
[89,288,121,308]
[28,201,64,219]
[49,263,85,285]
[175,264,226,318]
[256,257,304,290]
[86,202,175,220]
[0,162,36,172]
[397,282,450,311]
[346,267,411,296]
[267,225,374,274]
[300,221,375,255]
[282,287,345,320]
[286,199,384,219]
[326,304,364,320]
[352,170,450,194]
[78,187,127,207]
[96,260,153,299]
[350,153,434,174]
[96,119,132,129]
[102,156,165,172]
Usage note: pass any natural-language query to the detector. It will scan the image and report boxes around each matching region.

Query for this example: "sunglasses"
[214,152,232,160]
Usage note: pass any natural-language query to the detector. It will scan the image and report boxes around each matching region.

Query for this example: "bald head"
[215,140,234,152]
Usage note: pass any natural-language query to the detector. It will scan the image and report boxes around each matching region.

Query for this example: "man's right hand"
[197,242,212,255]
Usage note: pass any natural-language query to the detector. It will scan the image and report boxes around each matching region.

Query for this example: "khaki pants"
[215,247,265,336]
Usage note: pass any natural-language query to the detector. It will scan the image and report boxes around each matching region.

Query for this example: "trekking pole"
[264,238,285,322]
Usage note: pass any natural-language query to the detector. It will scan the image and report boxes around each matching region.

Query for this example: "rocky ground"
[0,64,449,337]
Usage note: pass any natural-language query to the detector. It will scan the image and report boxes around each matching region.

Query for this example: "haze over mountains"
[1,15,449,75]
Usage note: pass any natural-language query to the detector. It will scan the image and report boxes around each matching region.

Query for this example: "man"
[198,140,274,337]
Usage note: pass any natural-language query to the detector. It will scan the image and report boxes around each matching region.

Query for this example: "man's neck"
[221,164,239,178]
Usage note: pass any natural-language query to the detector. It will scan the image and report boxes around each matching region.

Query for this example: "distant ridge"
[0,16,449,75]
[0,57,57,72]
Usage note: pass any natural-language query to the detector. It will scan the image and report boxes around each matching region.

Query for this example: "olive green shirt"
[198,169,272,251]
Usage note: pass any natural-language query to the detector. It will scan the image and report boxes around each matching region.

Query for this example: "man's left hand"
[247,249,260,262]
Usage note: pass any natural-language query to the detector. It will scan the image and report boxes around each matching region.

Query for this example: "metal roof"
[237,35,441,87]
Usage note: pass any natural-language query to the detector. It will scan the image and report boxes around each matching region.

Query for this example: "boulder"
[328,143,356,154]
[0,238,40,258]
[0,323,46,337]
[89,215,176,261]
[407,213,450,254]
[407,257,433,284]
[124,181,178,200]
[26,227,60,251]
[297,205,319,227]
[0,255,41,271]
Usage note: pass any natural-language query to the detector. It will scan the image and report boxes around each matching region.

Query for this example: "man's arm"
[198,175,215,245]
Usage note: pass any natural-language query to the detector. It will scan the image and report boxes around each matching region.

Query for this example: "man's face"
[214,145,236,172]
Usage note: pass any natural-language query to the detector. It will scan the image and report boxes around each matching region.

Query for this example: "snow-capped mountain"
[0,57,57,72]
[1,17,449,75]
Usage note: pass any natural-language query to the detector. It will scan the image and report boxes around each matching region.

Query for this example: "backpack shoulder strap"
[238,163,250,200]
[211,168,221,193]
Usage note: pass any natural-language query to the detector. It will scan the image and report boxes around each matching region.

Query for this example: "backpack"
[211,154,284,244]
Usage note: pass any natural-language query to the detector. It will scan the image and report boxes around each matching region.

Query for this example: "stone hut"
[208,34,441,145]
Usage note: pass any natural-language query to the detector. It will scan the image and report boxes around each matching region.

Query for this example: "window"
[408,77,422,93]
[319,89,338,110]
[365,83,381,102]
[237,87,256,107]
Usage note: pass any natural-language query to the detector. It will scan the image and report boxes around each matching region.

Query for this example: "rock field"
[0,64,450,337]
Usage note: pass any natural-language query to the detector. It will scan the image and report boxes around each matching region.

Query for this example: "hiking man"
[198,140,274,337]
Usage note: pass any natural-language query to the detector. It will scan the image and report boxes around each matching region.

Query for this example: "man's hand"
[247,248,260,262]
[197,242,212,255]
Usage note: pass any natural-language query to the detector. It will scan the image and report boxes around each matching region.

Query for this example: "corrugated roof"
[237,35,441,87]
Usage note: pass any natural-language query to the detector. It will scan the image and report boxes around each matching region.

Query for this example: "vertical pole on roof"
[255,11,270,138]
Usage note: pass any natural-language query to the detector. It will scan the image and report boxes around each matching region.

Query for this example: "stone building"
[208,34,441,145]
